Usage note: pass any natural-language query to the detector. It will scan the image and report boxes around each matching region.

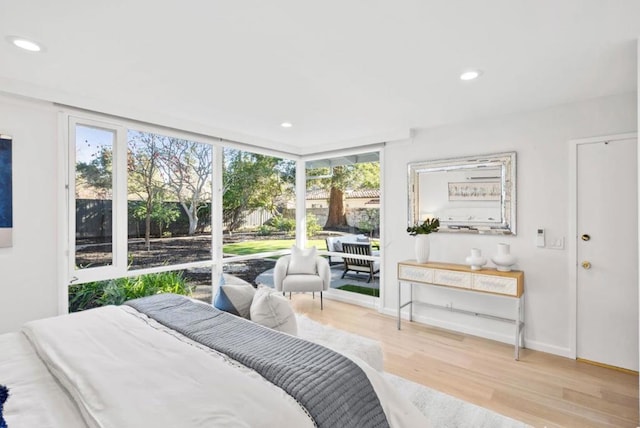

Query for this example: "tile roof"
[306,189,380,200]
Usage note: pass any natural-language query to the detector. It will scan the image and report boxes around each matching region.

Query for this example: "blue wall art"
[0,136,12,248]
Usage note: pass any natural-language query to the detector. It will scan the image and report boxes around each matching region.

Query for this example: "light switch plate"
[536,228,545,247]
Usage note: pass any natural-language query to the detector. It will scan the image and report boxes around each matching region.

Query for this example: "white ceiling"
[0,1,638,154]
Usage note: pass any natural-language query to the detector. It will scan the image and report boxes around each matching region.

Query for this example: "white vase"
[414,234,430,263]
[465,248,487,270]
[491,243,517,272]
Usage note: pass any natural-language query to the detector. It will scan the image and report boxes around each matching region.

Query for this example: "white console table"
[397,261,525,360]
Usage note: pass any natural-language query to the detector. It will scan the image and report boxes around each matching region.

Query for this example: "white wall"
[383,92,638,357]
[0,93,60,334]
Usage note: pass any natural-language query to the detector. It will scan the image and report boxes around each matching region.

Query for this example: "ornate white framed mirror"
[408,152,516,235]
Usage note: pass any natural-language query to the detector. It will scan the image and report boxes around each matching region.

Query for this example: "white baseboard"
[378,307,574,359]
[522,339,573,359]
[324,289,379,309]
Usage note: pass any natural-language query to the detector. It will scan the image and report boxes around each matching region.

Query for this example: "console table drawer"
[398,265,434,283]
[472,274,517,295]
[434,270,471,289]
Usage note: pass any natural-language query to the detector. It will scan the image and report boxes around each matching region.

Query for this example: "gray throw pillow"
[213,275,256,319]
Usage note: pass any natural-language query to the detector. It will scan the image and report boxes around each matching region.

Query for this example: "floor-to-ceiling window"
[221,147,297,284]
[67,113,383,311]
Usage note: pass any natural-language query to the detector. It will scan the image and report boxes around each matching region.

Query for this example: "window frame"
[64,111,386,309]
[68,116,128,283]
[67,114,219,285]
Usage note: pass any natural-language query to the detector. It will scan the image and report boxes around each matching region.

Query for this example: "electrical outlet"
[549,237,564,250]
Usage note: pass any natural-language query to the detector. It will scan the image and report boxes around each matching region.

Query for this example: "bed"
[0,293,428,427]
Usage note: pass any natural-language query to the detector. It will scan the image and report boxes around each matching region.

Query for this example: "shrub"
[268,215,296,233]
[256,225,275,236]
[358,208,380,236]
[69,271,191,312]
[306,213,322,238]
[68,280,105,312]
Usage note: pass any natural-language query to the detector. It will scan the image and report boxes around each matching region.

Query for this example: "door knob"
[581,234,591,241]
[582,261,592,270]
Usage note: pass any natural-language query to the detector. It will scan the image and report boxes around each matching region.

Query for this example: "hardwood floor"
[290,294,639,428]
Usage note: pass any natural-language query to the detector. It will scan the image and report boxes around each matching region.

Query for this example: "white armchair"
[274,248,331,309]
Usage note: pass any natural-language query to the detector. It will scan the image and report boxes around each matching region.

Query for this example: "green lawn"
[223,239,327,256]
[337,284,380,297]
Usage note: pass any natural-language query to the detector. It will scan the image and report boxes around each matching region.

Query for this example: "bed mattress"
[0,300,428,427]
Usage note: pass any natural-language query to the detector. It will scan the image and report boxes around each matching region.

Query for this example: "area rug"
[296,315,531,428]
[382,373,530,428]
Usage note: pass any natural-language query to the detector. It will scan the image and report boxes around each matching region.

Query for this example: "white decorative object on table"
[414,234,430,263]
[465,248,487,270]
[491,243,517,272]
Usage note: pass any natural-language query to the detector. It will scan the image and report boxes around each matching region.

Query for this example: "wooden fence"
[76,200,378,239]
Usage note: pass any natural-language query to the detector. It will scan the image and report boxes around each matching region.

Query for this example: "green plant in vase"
[407,218,439,263]
[406,218,440,235]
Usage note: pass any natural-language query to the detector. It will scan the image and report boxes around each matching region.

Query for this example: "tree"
[358,208,380,237]
[307,161,380,228]
[222,148,295,232]
[156,138,213,235]
[76,144,113,241]
[76,145,112,199]
[128,132,165,249]
[132,200,180,238]
[151,203,181,237]
[77,132,213,241]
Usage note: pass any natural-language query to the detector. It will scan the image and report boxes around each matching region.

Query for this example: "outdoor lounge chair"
[341,242,380,283]
[325,234,371,264]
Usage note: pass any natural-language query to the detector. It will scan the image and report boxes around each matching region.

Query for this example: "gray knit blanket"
[125,294,390,428]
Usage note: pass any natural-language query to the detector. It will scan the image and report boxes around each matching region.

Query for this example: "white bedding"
[2,305,428,428]
[0,332,86,427]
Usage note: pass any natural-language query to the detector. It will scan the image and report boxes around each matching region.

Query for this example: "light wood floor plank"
[291,294,639,428]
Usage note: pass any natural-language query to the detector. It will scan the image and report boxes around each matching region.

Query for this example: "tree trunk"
[181,202,199,235]
[325,187,347,227]
[145,200,152,251]
[188,215,198,235]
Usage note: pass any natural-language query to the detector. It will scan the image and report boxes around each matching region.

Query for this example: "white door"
[576,137,638,371]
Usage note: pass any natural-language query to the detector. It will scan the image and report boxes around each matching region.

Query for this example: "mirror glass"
[408,152,516,234]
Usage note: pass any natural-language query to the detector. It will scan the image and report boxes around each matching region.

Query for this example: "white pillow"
[287,246,317,275]
[250,286,298,335]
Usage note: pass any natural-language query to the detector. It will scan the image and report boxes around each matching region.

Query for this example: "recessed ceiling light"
[280,122,293,128]
[6,36,43,52]
[460,69,482,81]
